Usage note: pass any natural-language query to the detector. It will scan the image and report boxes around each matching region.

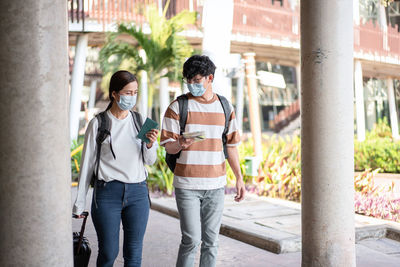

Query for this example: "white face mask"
[117,94,137,110]
[187,83,206,97]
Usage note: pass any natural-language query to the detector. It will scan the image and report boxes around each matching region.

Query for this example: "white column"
[202,0,233,99]
[88,79,97,109]
[189,0,194,12]
[69,34,88,141]
[379,4,389,51]
[159,76,169,124]
[387,78,400,140]
[138,49,148,117]
[365,78,377,130]
[0,1,72,265]
[182,83,189,94]
[236,70,245,133]
[355,60,366,141]
[139,71,148,117]
[158,0,163,16]
[295,63,301,104]
[243,52,262,159]
[301,1,356,266]
[353,0,360,25]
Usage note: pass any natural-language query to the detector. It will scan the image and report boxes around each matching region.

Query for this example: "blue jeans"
[175,188,225,267]
[91,180,150,267]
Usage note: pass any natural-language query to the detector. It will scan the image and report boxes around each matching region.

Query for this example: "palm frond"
[98,4,197,118]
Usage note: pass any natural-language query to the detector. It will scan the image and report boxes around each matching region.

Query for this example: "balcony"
[68,0,400,68]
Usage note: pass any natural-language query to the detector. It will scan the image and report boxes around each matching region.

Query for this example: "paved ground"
[151,193,400,254]
[72,187,400,266]
[72,188,300,267]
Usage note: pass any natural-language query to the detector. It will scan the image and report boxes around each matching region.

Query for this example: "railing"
[68,0,87,31]
[68,0,400,60]
[354,20,400,58]
[271,99,300,132]
[68,0,201,30]
[68,0,153,29]
[232,0,299,43]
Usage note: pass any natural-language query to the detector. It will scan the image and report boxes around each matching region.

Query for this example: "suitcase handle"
[73,211,89,254]
[72,211,89,218]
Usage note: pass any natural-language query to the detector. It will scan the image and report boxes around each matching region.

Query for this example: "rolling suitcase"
[73,211,91,267]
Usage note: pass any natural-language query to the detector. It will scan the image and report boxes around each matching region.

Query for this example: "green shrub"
[71,138,84,182]
[226,138,256,186]
[355,118,400,173]
[366,117,392,139]
[146,140,174,195]
[257,135,301,202]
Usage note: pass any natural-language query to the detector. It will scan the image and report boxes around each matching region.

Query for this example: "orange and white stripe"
[161,93,240,190]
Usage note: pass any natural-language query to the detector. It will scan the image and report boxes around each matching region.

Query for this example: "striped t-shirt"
[160,93,240,190]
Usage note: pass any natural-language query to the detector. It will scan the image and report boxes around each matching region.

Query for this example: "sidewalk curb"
[356,224,400,242]
[355,172,400,180]
[150,195,400,255]
[150,198,301,254]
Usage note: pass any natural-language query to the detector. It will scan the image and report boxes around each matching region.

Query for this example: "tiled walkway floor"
[72,187,400,267]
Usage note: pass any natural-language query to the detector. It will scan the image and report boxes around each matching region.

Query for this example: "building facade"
[68,0,400,139]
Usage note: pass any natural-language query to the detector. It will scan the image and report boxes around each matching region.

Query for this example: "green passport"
[137,118,159,144]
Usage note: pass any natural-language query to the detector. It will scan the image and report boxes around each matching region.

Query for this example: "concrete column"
[0,1,72,266]
[69,34,88,141]
[138,49,148,117]
[139,70,148,117]
[355,60,366,141]
[182,83,189,94]
[202,0,233,99]
[159,76,169,124]
[158,0,163,16]
[379,4,389,51]
[365,78,377,131]
[243,52,262,159]
[301,1,356,266]
[189,0,194,12]
[387,78,400,140]
[235,70,245,133]
[295,63,301,103]
[353,0,360,25]
[88,79,97,109]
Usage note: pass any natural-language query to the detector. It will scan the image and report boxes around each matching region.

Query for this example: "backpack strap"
[92,111,113,208]
[94,112,113,179]
[216,94,231,159]
[131,110,143,132]
[96,111,116,160]
[131,110,148,176]
[131,110,152,206]
[177,94,189,134]
[130,110,145,162]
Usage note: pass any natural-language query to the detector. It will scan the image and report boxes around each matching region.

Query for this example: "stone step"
[151,193,400,254]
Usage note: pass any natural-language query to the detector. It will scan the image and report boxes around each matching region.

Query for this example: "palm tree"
[99,1,196,119]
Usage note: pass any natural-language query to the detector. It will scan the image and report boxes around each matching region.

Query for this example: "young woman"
[73,70,158,267]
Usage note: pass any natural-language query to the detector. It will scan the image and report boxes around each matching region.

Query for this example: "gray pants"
[175,188,225,267]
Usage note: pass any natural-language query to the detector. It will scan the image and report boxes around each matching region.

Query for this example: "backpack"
[92,110,144,181]
[91,110,146,206]
[165,94,231,172]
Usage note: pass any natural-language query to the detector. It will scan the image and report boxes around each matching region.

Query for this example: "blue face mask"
[187,83,206,97]
[117,94,137,110]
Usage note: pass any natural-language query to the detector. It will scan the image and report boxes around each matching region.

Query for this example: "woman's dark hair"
[106,70,137,110]
[182,55,216,80]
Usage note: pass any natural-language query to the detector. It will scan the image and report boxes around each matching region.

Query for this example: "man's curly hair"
[182,55,216,80]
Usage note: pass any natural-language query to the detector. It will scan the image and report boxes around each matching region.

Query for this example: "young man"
[160,55,245,267]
